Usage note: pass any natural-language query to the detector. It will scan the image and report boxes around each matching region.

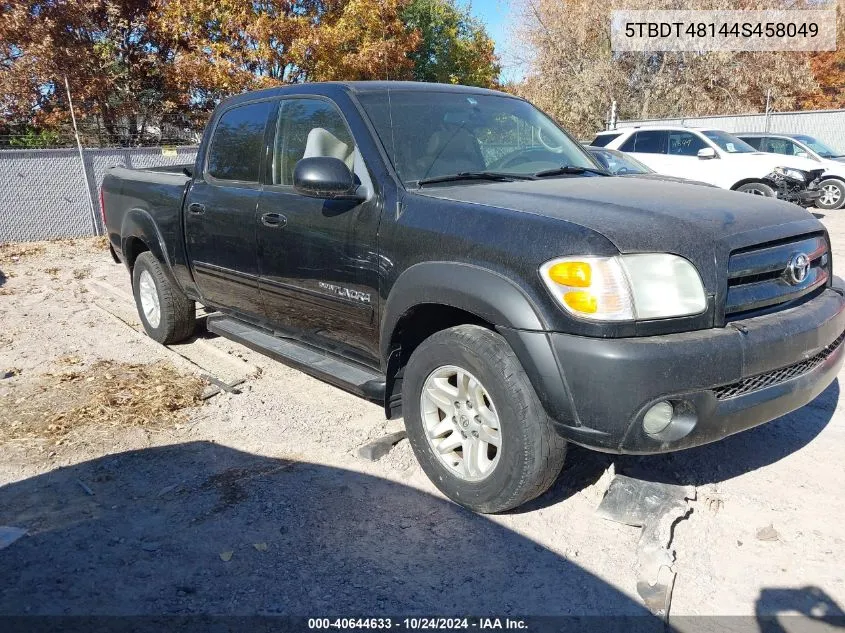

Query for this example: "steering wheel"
[537,126,565,152]
[489,147,563,171]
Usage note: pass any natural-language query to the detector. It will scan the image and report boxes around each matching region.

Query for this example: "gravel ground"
[1,211,844,626]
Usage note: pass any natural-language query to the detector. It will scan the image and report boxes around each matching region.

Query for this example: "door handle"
[188,203,206,215]
[261,212,287,228]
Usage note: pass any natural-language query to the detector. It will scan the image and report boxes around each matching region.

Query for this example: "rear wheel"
[736,182,776,197]
[132,252,195,344]
[817,179,845,210]
[402,325,567,513]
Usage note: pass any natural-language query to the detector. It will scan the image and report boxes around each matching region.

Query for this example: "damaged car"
[591,126,824,207]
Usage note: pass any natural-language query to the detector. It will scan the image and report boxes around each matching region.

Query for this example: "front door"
[185,99,273,317]
[256,97,381,366]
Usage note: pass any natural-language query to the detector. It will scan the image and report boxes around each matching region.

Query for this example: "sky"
[467,0,525,82]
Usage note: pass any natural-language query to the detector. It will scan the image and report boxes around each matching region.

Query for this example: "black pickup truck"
[102,81,845,513]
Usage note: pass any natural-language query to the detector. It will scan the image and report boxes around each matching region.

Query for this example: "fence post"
[64,75,99,236]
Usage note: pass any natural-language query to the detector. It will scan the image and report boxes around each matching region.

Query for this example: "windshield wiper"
[534,165,611,178]
[417,171,535,187]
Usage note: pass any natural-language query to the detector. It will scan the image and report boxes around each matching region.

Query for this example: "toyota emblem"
[786,252,811,285]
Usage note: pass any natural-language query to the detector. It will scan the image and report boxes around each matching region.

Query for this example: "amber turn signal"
[547,261,591,287]
[563,290,598,313]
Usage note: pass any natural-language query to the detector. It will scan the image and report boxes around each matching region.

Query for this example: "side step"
[207,315,385,402]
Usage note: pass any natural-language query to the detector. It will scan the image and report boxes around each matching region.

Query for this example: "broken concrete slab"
[596,474,695,619]
[355,431,408,461]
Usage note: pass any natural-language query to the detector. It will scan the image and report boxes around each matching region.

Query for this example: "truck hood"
[417,176,823,291]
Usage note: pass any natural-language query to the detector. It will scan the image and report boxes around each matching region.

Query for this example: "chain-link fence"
[613,108,845,150]
[0,146,198,243]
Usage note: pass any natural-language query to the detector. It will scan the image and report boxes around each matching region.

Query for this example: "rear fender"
[120,208,182,292]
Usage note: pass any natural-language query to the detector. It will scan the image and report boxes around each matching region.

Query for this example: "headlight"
[539,254,706,321]
[774,166,808,181]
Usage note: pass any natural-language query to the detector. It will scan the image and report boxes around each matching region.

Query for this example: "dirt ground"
[1,211,845,627]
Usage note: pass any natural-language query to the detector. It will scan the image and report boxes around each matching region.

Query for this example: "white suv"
[736,133,845,210]
[591,126,826,204]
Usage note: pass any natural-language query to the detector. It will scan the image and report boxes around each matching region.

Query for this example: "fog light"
[643,401,674,435]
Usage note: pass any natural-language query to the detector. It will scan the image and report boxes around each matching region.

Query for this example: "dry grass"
[1,360,206,447]
[0,242,45,264]
[91,235,109,250]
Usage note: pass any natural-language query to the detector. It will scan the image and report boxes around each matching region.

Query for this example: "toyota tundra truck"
[101,82,845,513]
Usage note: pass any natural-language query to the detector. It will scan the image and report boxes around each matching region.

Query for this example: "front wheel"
[817,179,845,210]
[402,325,567,513]
[736,182,776,197]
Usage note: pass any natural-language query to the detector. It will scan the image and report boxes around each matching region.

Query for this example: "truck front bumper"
[501,287,845,454]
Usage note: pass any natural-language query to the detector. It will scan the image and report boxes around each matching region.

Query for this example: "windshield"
[702,130,756,153]
[588,147,653,175]
[792,134,844,158]
[356,90,597,184]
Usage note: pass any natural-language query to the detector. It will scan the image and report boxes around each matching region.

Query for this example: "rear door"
[618,130,671,173]
[256,96,382,366]
[184,100,273,317]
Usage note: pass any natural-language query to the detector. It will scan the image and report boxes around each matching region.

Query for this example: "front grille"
[713,331,845,400]
[726,233,830,317]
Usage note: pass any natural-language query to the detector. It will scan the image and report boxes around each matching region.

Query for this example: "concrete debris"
[756,524,780,542]
[596,474,695,619]
[355,430,408,462]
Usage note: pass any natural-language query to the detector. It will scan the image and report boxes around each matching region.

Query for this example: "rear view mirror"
[293,157,364,200]
[697,148,718,160]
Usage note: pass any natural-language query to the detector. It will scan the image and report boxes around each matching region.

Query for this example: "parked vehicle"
[102,82,845,513]
[736,133,845,210]
[591,127,824,206]
[587,146,715,187]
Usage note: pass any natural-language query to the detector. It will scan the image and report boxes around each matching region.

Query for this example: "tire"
[402,324,567,513]
[817,179,845,210]
[131,251,195,344]
[736,182,776,197]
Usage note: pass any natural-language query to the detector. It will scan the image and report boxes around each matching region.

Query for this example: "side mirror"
[697,147,718,160]
[796,151,810,158]
[293,157,363,200]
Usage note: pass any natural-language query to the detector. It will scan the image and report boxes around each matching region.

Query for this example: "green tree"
[402,0,500,87]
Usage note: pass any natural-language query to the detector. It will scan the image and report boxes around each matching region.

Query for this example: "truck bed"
[101,166,193,281]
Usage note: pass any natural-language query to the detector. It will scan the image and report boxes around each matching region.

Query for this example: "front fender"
[381,261,577,424]
[380,261,546,360]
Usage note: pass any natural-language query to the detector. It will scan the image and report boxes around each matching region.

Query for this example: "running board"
[206,316,385,402]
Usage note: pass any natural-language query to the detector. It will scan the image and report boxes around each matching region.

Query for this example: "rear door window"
[621,130,668,154]
[206,101,273,183]
[270,98,356,186]
[764,137,804,156]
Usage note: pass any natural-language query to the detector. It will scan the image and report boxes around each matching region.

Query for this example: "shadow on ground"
[756,587,845,633]
[0,268,6,287]
[0,441,653,617]
[524,380,840,511]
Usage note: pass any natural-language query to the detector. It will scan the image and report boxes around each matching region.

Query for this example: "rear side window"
[621,130,668,154]
[590,133,621,147]
[206,101,273,182]
[271,99,356,186]
[741,136,763,150]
